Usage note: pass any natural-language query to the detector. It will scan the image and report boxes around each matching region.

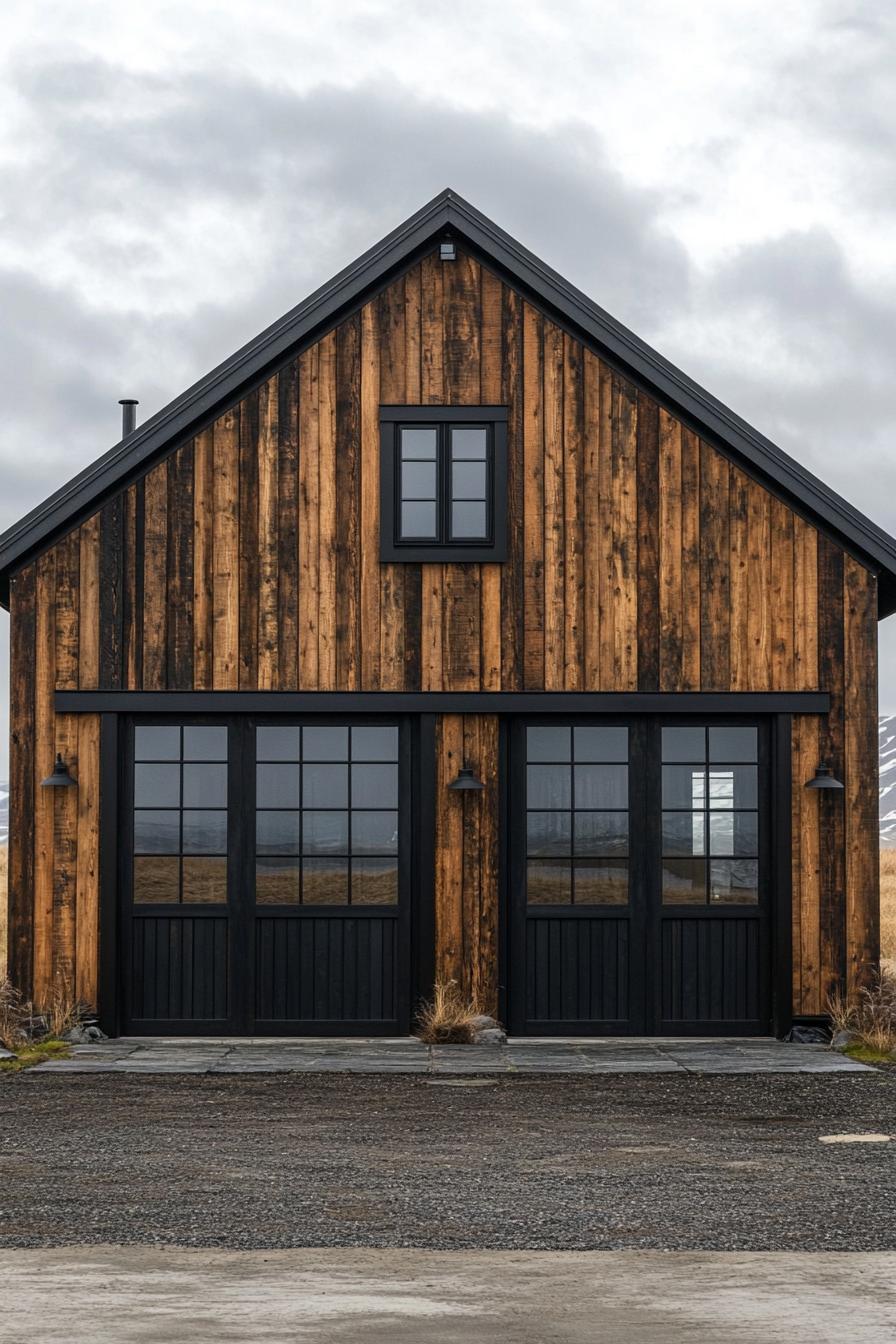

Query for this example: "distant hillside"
[0,782,6,846]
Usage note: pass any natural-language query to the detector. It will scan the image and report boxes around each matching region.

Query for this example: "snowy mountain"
[881,716,896,848]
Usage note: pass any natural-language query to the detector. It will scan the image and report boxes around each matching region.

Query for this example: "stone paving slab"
[26,1037,876,1075]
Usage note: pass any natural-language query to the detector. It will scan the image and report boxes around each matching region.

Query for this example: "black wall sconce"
[41,753,77,788]
[804,763,844,791]
[447,765,484,791]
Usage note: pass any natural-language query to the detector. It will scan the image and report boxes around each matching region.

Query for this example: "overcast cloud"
[1,1,895,776]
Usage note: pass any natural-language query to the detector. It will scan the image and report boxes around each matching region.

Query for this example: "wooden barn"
[2,190,893,1039]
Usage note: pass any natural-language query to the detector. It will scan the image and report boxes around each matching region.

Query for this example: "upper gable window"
[380,406,508,562]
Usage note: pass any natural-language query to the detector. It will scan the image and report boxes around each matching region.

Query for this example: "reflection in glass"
[661,726,706,761]
[256,810,301,856]
[134,763,180,808]
[526,860,572,904]
[351,726,398,761]
[182,856,228,903]
[183,726,228,760]
[351,811,398,854]
[574,811,629,856]
[574,764,628,810]
[527,764,571,810]
[183,762,227,809]
[134,810,180,855]
[451,501,487,539]
[256,727,301,761]
[133,856,180,903]
[662,858,707,904]
[302,764,348,809]
[255,857,301,904]
[135,725,181,761]
[401,427,438,459]
[710,859,759,904]
[526,811,572,856]
[181,810,228,855]
[352,763,398,809]
[302,810,349,855]
[402,501,438,538]
[302,858,349,904]
[526,726,571,762]
[708,811,758,857]
[451,427,487,459]
[574,726,628,763]
[662,811,705,857]
[708,727,757,763]
[303,726,349,760]
[662,765,705,809]
[574,860,628,905]
[256,763,301,809]
[402,461,437,497]
[708,766,756,810]
[452,461,487,499]
[352,858,399,905]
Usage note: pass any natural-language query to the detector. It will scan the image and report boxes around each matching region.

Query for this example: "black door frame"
[111,712,418,1037]
[504,712,790,1038]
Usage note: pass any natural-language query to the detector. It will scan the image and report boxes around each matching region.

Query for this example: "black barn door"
[508,718,771,1036]
[121,717,411,1035]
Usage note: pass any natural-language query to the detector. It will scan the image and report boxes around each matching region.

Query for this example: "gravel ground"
[1,1071,895,1251]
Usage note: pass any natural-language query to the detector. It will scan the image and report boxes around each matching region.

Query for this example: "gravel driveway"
[1,1071,895,1251]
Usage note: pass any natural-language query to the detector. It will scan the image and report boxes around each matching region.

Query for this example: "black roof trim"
[3,187,896,615]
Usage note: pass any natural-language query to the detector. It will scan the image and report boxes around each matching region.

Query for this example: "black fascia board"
[3,186,896,616]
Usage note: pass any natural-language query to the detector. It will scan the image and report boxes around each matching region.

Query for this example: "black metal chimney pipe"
[119,399,139,437]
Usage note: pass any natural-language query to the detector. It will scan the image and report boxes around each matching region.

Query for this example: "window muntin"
[661,725,759,905]
[255,725,399,907]
[132,724,228,904]
[397,423,492,545]
[524,725,629,906]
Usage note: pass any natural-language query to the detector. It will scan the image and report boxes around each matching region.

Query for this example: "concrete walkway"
[1,1247,894,1342]
[30,1036,872,1074]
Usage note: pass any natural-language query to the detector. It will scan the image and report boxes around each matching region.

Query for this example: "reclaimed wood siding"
[5,247,879,1013]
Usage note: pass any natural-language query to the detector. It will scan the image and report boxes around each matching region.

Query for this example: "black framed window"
[255,724,400,906]
[132,724,229,904]
[380,406,508,561]
[524,724,629,905]
[661,725,759,905]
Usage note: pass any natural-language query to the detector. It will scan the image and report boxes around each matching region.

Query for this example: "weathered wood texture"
[5,247,880,1015]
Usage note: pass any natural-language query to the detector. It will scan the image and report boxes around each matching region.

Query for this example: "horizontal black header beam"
[55,690,832,715]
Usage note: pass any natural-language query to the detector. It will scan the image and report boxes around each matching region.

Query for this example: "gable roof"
[2,187,896,615]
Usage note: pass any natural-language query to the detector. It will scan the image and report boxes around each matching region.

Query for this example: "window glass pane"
[351,811,398,854]
[708,766,756,810]
[352,858,398,905]
[401,461,437,498]
[182,857,228,904]
[257,763,301,809]
[256,857,300,905]
[526,811,571,856]
[256,726,301,761]
[302,858,349,905]
[527,726,571,762]
[574,859,628,905]
[134,763,180,808]
[451,427,488,459]
[182,810,227,854]
[662,812,705,857]
[450,501,487,539]
[351,726,398,760]
[662,858,707,904]
[302,763,347,808]
[134,810,180,854]
[526,859,572,904]
[302,811,349,855]
[709,812,758,857]
[302,726,348,760]
[256,810,301,856]
[183,763,227,809]
[451,461,487,500]
[574,812,629,857]
[709,727,757,763]
[574,726,628,763]
[133,856,180,903]
[662,726,706,762]
[400,427,438,459]
[574,764,627,810]
[401,501,438,539]
[183,726,228,760]
[710,859,759,904]
[135,725,181,760]
[662,765,706,809]
[527,764,571,810]
[352,763,398,809]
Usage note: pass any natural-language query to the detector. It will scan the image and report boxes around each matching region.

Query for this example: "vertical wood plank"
[51,711,78,991]
[480,267,504,691]
[794,713,821,1013]
[770,496,795,689]
[476,714,500,1014]
[747,479,771,689]
[728,466,750,691]
[277,358,299,690]
[582,350,602,689]
[699,442,730,690]
[522,303,545,689]
[376,282,404,691]
[680,427,701,691]
[434,714,465,986]
[610,375,639,690]
[335,314,361,690]
[298,347,320,690]
[192,427,215,689]
[636,391,660,691]
[844,557,879,995]
[404,262,422,402]
[212,409,239,690]
[360,300,383,689]
[793,516,818,690]
[122,484,141,690]
[420,252,445,692]
[658,410,683,690]
[817,536,846,1002]
[318,330,338,689]
[542,320,565,690]
[563,335,584,689]
[238,388,260,690]
[167,441,195,690]
[78,515,101,691]
[501,284,524,690]
[257,375,280,691]
[8,564,36,990]
[142,460,168,691]
[75,714,100,1007]
[54,532,80,691]
[99,496,124,690]
[33,549,56,1003]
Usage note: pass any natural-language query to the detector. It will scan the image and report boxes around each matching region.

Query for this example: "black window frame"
[380,405,508,562]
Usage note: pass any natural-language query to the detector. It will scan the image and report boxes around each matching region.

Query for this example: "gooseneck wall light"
[804,762,844,791]
[40,754,78,788]
[447,765,485,792]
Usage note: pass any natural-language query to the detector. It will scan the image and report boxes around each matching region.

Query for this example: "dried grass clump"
[44,983,87,1040]
[415,980,482,1045]
[880,849,896,977]
[828,967,896,1055]
[0,977,29,1052]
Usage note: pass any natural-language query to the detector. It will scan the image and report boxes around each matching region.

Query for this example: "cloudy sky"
[1,1,895,775]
